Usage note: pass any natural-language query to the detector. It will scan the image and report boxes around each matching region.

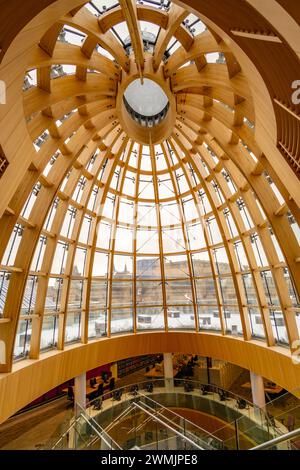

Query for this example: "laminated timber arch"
[0,332,300,426]
[0,0,299,422]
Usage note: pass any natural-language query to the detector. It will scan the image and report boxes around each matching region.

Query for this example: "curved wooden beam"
[0,331,300,424]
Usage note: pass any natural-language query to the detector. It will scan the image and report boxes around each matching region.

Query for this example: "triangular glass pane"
[138,178,154,199]
[114,226,133,253]
[138,204,157,227]
[136,257,161,279]
[158,178,175,199]
[187,223,206,250]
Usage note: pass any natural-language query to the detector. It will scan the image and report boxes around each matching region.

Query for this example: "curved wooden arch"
[0,332,300,424]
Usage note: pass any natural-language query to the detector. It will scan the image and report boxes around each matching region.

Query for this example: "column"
[164,353,174,391]
[250,371,266,409]
[72,373,87,449]
[250,371,266,423]
[74,372,86,414]
[110,362,118,380]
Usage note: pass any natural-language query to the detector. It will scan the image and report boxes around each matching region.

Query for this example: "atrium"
[0,0,299,456]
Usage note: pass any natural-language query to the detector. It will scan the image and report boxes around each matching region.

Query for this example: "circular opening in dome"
[123,78,169,128]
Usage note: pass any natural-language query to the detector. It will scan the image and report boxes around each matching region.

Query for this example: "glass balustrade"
[47,380,300,450]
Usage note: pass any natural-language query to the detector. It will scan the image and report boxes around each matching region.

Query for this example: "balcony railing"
[123,96,170,128]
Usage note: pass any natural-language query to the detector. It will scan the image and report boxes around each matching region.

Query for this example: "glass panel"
[213,246,230,274]
[219,276,238,304]
[87,186,98,211]
[14,319,32,359]
[136,229,159,253]
[198,306,221,331]
[138,204,157,227]
[65,311,81,343]
[96,222,111,249]
[122,173,135,197]
[21,185,39,219]
[224,307,243,336]
[224,209,238,238]
[140,21,160,39]
[166,280,193,305]
[136,281,163,306]
[72,248,87,276]
[0,271,10,317]
[111,282,133,306]
[195,278,217,304]
[162,227,186,253]
[119,200,134,224]
[164,254,189,278]
[40,315,58,350]
[114,226,133,252]
[45,278,63,311]
[186,223,206,250]
[44,199,59,231]
[260,271,280,306]
[51,242,68,274]
[137,307,165,330]
[88,310,107,338]
[237,199,254,229]
[198,193,211,216]
[136,257,161,279]
[111,308,133,334]
[158,179,176,200]
[21,276,38,314]
[288,213,300,245]
[79,216,91,244]
[248,308,265,339]
[242,274,258,305]
[207,217,223,245]
[234,241,249,271]
[60,206,76,238]
[270,230,285,263]
[90,281,107,308]
[1,224,23,266]
[251,234,268,267]
[160,203,180,226]
[92,252,108,277]
[183,197,199,221]
[102,196,115,219]
[68,280,84,311]
[113,255,133,278]
[30,236,47,271]
[191,252,212,277]
[283,268,299,307]
[269,309,288,344]
[167,306,195,330]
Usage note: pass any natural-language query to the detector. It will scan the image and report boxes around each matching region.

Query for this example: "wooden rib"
[119,0,144,80]
[153,4,189,71]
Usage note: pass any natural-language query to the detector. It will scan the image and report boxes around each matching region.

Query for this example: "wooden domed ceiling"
[0,0,299,375]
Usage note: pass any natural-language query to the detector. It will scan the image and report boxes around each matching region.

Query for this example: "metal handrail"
[79,410,122,450]
[133,401,205,450]
[137,392,224,446]
[87,378,254,411]
[76,403,122,450]
[51,416,81,449]
[250,427,300,450]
